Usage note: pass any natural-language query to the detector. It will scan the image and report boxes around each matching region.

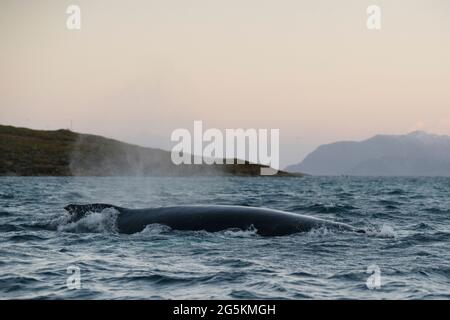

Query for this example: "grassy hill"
[0,125,300,177]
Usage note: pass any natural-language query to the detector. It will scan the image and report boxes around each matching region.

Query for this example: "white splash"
[306,226,335,237]
[378,224,397,238]
[366,224,397,238]
[137,224,172,236]
[222,225,259,237]
[57,208,119,233]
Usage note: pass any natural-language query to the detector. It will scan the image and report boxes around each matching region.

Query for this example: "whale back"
[63,204,363,236]
[115,205,352,235]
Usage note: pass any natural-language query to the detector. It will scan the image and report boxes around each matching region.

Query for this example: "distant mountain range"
[286,131,450,176]
[0,125,297,177]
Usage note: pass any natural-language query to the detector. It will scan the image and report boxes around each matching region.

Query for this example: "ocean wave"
[0,224,24,232]
[417,266,450,278]
[378,199,402,207]
[402,231,450,244]
[288,203,358,214]
[0,211,12,217]
[204,258,254,268]
[289,271,316,278]
[424,207,450,215]
[0,192,15,199]
[386,189,407,195]
[121,274,206,285]
[7,234,48,242]
[117,271,240,286]
[229,289,287,299]
[411,222,436,231]
[326,270,365,282]
[0,276,41,293]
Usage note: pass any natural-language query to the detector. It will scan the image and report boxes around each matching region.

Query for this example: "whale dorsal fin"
[64,203,121,222]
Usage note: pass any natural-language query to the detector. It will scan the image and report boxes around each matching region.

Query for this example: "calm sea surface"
[1,176,450,299]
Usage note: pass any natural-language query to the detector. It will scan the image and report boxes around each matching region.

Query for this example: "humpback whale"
[64,204,365,236]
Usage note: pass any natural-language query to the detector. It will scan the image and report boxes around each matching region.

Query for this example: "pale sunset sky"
[1,0,449,167]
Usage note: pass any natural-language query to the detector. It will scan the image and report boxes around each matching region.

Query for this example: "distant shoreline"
[0,124,302,177]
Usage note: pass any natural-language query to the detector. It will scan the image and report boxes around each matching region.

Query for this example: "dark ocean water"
[1,176,450,299]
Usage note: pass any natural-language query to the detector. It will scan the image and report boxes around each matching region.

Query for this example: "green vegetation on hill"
[0,125,300,177]
[0,125,76,175]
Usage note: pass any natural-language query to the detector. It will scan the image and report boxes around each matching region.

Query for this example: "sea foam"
[57,207,119,233]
